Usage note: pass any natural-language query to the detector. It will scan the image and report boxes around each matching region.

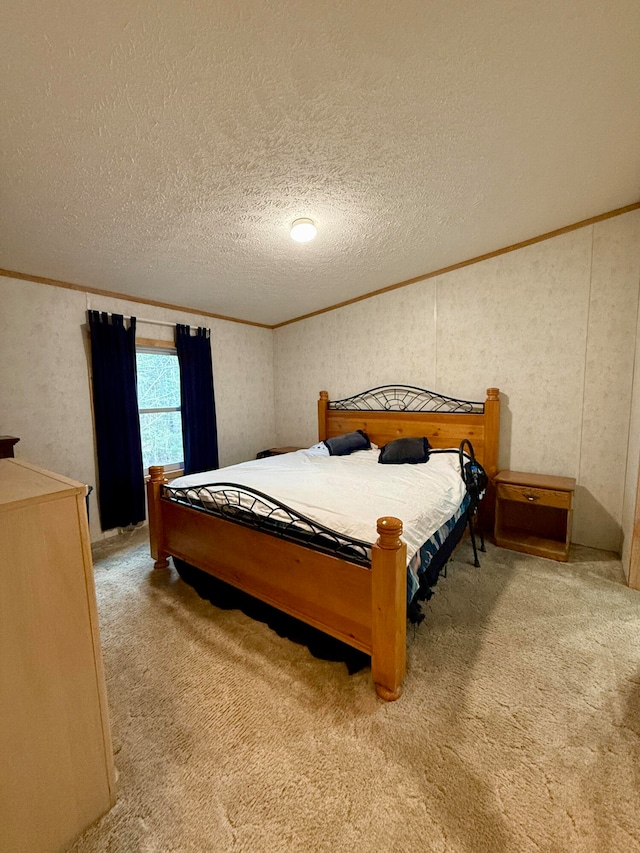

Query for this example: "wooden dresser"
[0,459,115,853]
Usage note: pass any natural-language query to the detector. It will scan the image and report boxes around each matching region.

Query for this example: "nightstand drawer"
[496,482,572,510]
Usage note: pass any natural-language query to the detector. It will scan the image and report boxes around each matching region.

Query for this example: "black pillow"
[323,430,371,456]
[378,436,430,464]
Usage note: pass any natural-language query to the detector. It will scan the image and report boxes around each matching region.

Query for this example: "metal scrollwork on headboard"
[328,385,484,414]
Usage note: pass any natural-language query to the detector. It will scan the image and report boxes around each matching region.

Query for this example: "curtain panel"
[175,325,219,475]
[87,311,145,530]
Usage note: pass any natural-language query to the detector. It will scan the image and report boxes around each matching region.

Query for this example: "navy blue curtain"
[87,311,145,530]
[175,325,219,475]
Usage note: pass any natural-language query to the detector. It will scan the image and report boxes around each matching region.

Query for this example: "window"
[136,347,184,472]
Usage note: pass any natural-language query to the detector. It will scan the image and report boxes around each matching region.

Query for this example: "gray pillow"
[323,430,371,456]
[378,436,430,464]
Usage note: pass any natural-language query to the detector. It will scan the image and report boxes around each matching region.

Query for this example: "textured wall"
[621,215,640,578]
[3,209,639,552]
[621,322,640,581]
[580,213,640,556]
[274,210,640,552]
[0,282,98,536]
[0,278,275,542]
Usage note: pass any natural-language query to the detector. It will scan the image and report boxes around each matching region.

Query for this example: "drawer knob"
[523,491,539,502]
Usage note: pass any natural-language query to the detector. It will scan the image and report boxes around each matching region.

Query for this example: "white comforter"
[169,446,466,564]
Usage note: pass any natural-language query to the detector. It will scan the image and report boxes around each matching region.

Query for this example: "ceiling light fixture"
[290,218,317,243]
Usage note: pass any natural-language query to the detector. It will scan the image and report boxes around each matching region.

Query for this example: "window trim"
[136,337,175,350]
[138,406,180,415]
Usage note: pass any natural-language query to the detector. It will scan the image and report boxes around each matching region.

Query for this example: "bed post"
[480,388,501,536]
[484,388,500,478]
[318,390,329,441]
[371,517,407,701]
[147,466,170,569]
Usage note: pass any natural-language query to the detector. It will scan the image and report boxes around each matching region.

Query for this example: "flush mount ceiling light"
[290,218,317,243]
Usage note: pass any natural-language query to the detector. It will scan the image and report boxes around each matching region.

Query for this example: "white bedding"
[169,447,466,565]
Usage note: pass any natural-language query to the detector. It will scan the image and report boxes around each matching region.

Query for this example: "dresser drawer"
[496,482,572,509]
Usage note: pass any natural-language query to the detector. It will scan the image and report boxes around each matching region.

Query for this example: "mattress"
[168,445,468,576]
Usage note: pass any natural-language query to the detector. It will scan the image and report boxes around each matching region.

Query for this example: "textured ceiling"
[1,1,639,325]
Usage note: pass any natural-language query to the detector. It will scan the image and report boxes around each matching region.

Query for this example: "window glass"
[136,349,184,471]
[139,411,184,469]
[136,351,181,409]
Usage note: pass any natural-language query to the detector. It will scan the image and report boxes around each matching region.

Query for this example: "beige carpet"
[69,529,640,853]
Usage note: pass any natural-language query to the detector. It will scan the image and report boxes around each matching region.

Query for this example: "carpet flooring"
[68,529,640,853]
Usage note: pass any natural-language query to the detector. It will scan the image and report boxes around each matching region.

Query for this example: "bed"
[147,385,500,700]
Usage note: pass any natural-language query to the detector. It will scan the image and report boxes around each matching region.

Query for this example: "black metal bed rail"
[162,481,372,566]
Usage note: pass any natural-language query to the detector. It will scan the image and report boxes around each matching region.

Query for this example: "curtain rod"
[131,316,176,329]
[86,308,184,329]
[85,298,210,330]
[125,316,210,333]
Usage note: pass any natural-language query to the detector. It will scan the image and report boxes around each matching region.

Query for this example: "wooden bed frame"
[147,386,500,701]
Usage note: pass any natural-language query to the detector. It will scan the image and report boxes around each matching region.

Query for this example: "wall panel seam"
[577,225,595,489]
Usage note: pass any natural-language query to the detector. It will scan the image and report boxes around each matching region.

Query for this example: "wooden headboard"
[318,386,500,478]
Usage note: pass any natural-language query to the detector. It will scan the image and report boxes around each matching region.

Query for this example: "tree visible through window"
[136,348,184,472]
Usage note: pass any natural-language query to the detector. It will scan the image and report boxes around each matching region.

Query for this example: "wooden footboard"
[147,467,408,700]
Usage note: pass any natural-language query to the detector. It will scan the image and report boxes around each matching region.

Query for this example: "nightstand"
[256,446,304,459]
[494,471,576,562]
